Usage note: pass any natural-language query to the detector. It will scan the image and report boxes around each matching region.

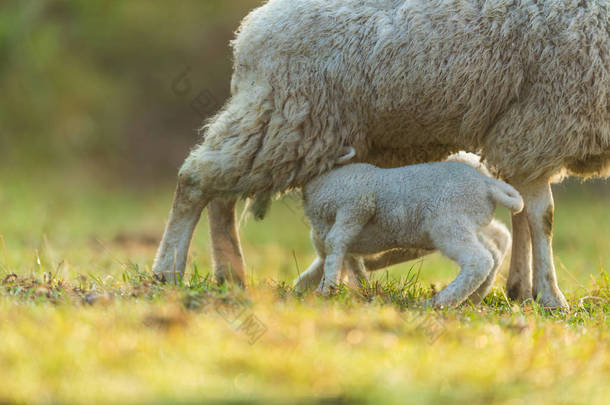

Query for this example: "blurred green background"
[1,0,260,183]
[0,0,608,288]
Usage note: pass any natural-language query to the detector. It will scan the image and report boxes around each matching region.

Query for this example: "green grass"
[0,172,609,404]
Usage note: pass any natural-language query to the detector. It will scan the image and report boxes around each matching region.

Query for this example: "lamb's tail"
[487,178,524,213]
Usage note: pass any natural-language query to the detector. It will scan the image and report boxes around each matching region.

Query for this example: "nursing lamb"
[298,161,523,307]
[295,152,513,304]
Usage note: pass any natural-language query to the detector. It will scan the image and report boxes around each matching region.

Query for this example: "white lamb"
[297,159,523,308]
[296,154,513,304]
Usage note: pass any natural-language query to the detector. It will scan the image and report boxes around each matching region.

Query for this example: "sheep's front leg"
[208,199,246,287]
[506,210,533,301]
[153,173,209,282]
[518,180,568,309]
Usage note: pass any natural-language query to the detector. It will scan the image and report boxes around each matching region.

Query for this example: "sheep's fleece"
[153,0,610,309]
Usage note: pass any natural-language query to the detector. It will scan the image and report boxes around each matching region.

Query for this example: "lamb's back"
[304,163,380,205]
[304,161,487,213]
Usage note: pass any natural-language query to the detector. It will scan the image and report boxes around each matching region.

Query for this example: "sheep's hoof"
[506,282,533,302]
[153,270,180,284]
[537,290,569,310]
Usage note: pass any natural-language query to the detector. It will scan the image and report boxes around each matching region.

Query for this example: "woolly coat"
[192,0,610,200]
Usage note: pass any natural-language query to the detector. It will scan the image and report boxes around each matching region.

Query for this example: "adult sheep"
[153,0,610,309]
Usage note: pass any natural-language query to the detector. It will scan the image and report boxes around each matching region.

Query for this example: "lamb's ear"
[336,147,356,165]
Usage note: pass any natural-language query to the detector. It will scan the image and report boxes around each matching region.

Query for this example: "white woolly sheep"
[293,160,523,307]
[153,0,610,308]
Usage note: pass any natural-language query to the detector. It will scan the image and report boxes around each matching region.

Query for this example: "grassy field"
[0,171,609,404]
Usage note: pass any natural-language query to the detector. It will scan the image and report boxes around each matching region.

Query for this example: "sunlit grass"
[0,172,609,404]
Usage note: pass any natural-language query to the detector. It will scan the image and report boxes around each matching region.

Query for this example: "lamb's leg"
[300,256,368,292]
[295,229,327,292]
[469,220,512,304]
[153,170,208,282]
[344,256,369,289]
[208,199,246,287]
[518,180,568,309]
[317,210,370,295]
[295,257,324,293]
[482,219,512,260]
[363,248,434,271]
[429,228,494,308]
[468,232,504,305]
[506,211,533,301]
[361,221,506,274]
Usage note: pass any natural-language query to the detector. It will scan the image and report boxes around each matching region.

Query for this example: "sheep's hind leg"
[506,211,533,302]
[518,180,568,309]
[429,228,494,308]
[209,198,246,287]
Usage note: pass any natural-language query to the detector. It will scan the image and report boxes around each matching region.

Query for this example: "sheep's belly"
[566,151,610,179]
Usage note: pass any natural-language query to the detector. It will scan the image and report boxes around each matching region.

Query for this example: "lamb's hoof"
[537,290,569,310]
[293,278,312,294]
[425,294,464,309]
[424,297,446,309]
[315,284,337,297]
[423,298,436,308]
